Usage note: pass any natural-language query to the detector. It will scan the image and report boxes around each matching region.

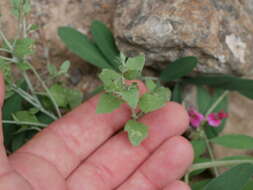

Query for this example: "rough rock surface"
[114,0,253,75]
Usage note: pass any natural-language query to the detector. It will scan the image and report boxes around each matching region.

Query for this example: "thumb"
[0,72,11,176]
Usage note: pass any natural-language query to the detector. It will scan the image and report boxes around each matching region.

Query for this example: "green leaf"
[16,61,30,71]
[91,20,120,69]
[0,61,11,81]
[65,88,83,109]
[96,93,123,114]
[13,110,39,123]
[11,133,26,152]
[221,155,253,161]
[121,55,145,79]
[211,134,253,150]
[13,38,34,58]
[184,74,253,99]
[204,163,253,190]
[47,63,57,76]
[160,56,197,82]
[191,179,211,190]
[243,180,253,190]
[145,79,157,92]
[99,69,123,92]
[197,86,228,138]
[3,89,24,149]
[192,140,206,159]
[172,83,183,103]
[58,27,112,69]
[49,84,68,107]
[139,87,171,113]
[124,120,148,146]
[125,55,145,72]
[59,60,71,74]
[120,83,139,109]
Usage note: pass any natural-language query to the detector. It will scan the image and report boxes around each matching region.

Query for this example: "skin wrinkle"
[10,152,66,190]
[138,169,160,189]
[0,171,33,190]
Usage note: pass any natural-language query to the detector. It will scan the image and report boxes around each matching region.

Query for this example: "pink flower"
[207,111,228,127]
[188,108,205,128]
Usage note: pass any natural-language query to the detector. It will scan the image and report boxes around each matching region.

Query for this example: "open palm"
[0,74,193,190]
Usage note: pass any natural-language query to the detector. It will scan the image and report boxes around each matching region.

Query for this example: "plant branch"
[27,62,62,118]
[3,120,47,127]
[12,87,57,120]
[0,31,13,50]
[189,160,253,173]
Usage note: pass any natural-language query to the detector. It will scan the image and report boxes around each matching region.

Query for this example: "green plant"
[0,0,82,152]
[59,20,253,190]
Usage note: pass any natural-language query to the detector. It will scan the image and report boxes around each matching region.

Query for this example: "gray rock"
[114,0,253,75]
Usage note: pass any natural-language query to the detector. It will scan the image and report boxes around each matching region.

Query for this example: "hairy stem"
[27,62,62,118]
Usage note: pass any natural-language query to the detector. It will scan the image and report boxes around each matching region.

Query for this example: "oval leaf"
[160,56,197,82]
[91,20,120,69]
[58,27,112,69]
[204,163,253,190]
[211,134,253,150]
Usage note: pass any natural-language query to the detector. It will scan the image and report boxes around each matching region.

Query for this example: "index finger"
[10,81,147,178]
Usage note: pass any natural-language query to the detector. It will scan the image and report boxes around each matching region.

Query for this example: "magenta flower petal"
[188,108,205,128]
[207,113,221,127]
[207,111,228,127]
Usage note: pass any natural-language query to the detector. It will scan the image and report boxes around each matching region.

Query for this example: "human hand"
[0,74,193,190]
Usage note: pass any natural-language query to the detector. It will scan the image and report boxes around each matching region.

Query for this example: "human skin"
[0,73,193,190]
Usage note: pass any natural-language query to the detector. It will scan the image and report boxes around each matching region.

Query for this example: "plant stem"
[3,120,47,127]
[27,62,62,118]
[0,31,13,50]
[206,90,229,116]
[0,48,11,53]
[201,90,229,177]
[0,55,15,63]
[203,131,219,176]
[12,87,57,120]
[23,72,41,106]
[189,160,253,173]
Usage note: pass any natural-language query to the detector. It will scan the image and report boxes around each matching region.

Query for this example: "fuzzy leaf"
[145,79,157,92]
[58,27,112,69]
[99,69,123,92]
[139,87,171,113]
[13,38,34,58]
[120,83,139,108]
[96,93,123,114]
[125,55,145,72]
[124,120,148,146]
[49,84,68,107]
[59,60,71,74]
